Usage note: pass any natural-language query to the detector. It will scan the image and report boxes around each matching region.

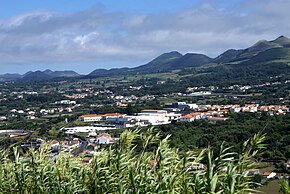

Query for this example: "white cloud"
[0,0,290,69]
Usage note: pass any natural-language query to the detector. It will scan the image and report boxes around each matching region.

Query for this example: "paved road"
[73,139,88,156]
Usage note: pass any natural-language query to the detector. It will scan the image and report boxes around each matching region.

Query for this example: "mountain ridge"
[0,70,80,81]
[1,35,290,81]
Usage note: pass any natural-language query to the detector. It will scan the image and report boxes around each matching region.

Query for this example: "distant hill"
[88,68,130,77]
[43,69,80,78]
[0,73,22,81]
[1,35,290,82]
[132,51,183,73]
[167,53,212,69]
[213,49,244,64]
[270,35,290,47]
[21,71,52,81]
[234,40,281,61]
[89,51,212,76]
[88,36,290,77]
[139,52,212,71]
[0,69,80,81]
[21,70,80,81]
[88,51,183,77]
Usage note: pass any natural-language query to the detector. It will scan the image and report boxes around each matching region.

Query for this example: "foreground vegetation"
[0,129,279,194]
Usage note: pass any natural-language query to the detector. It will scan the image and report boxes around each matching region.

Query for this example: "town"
[2,63,290,191]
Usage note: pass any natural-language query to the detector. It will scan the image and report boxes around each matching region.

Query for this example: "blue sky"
[0,0,289,74]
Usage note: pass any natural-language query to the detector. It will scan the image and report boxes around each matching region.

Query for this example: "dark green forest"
[157,113,290,160]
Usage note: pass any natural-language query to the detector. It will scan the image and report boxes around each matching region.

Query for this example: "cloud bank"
[0,0,290,71]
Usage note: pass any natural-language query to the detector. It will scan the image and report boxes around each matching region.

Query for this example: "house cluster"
[184,79,290,96]
[229,104,289,115]
[78,110,181,130]
[7,106,76,120]
[63,93,87,99]
[61,138,81,152]
[45,133,119,164]
[37,132,118,154]
[9,108,38,119]
[129,85,143,90]
[57,87,157,107]
[111,95,139,104]
[111,94,156,107]
[168,102,289,114]
[54,100,76,105]
[77,102,289,128]
[179,103,289,122]
[81,133,119,164]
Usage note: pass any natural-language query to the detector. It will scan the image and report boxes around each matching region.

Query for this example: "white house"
[96,133,113,144]
[0,116,7,121]
[179,112,204,122]
[62,139,80,150]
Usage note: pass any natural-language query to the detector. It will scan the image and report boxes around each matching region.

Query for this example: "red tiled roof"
[103,113,123,117]
[262,172,271,176]
[80,114,102,118]
[97,133,112,139]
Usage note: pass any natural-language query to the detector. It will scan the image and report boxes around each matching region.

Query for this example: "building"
[207,117,229,121]
[96,133,113,144]
[103,113,126,122]
[79,114,103,122]
[137,110,170,125]
[179,112,203,122]
[63,125,117,134]
[164,102,198,110]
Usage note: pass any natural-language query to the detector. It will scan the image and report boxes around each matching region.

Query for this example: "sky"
[0,0,290,74]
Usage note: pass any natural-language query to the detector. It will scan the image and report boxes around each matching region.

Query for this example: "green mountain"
[0,73,22,81]
[44,70,80,78]
[132,51,183,72]
[2,36,290,82]
[22,71,52,81]
[21,70,80,81]
[166,53,212,69]
[233,40,281,61]
[270,35,290,47]
[88,51,212,76]
[88,36,290,78]
[213,49,243,64]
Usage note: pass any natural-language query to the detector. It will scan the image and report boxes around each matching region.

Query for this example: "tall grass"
[0,129,266,194]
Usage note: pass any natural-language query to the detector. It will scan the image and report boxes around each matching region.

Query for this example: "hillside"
[21,71,52,81]
[0,69,80,81]
[132,51,183,73]
[1,36,290,83]
[88,36,290,79]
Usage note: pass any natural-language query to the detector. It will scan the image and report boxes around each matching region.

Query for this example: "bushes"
[0,129,266,194]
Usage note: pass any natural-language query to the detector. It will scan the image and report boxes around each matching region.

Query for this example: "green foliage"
[279,179,290,194]
[0,129,266,193]
[158,113,290,159]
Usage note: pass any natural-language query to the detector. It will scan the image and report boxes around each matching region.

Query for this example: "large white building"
[79,113,125,122]
[63,125,117,134]
[136,110,171,125]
